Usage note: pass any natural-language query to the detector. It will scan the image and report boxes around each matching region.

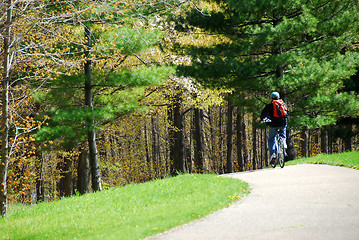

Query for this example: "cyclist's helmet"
[271,92,280,99]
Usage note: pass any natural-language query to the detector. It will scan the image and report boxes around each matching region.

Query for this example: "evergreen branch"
[234,1,342,29]
[236,8,303,28]
[108,86,126,95]
[317,4,350,25]
[312,0,332,12]
[134,54,148,66]
[145,87,160,98]
[111,55,128,70]
[253,95,267,105]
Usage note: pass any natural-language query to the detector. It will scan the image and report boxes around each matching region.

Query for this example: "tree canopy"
[171,0,359,128]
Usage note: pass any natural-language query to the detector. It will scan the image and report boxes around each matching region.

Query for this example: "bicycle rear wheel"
[271,135,279,168]
[278,137,285,168]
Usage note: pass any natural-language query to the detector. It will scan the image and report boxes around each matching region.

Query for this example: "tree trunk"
[208,107,219,173]
[242,114,249,170]
[313,129,319,155]
[0,0,12,216]
[151,116,160,175]
[84,25,102,191]
[62,156,73,197]
[328,126,334,154]
[169,93,185,175]
[144,122,151,164]
[36,150,45,202]
[226,101,234,173]
[184,134,192,173]
[278,67,296,161]
[343,137,352,152]
[219,105,224,173]
[286,128,297,161]
[321,128,328,154]
[252,115,257,170]
[78,150,91,195]
[308,129,312,157]
[193,108,204,172]
[264,127,269,166]
[260,129,264,169]
[343,124,353,152]
[236,110,244,172]
[301,128,309,158]
[167,104,174,172]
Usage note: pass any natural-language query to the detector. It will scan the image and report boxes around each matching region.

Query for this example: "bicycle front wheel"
[270,158,276,168]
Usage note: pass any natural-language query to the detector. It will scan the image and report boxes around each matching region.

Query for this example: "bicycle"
[262,118,285,168]
[271,128,285,168]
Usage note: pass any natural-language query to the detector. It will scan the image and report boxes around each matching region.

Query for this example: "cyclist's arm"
[260,103,272,120]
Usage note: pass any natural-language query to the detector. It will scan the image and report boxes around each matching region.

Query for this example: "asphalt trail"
[148,164,359,240]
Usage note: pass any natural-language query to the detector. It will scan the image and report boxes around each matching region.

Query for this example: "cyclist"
[260,92,288,163]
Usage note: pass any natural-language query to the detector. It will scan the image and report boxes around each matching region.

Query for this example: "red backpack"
[272,99,288,118]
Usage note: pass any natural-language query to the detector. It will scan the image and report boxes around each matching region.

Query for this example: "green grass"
[286,151,359,170]
[0,174,249,240]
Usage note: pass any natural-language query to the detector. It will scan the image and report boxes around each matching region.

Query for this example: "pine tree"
[171,0,359,160]
[34,1,175,192]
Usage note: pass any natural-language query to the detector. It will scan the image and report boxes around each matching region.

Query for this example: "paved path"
[148,164,359,240]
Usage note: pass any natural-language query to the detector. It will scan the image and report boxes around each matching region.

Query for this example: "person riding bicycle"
[260,92,288,163]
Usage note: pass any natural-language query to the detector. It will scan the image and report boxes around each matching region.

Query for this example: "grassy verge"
[286,151,359,170]
[0,174,249,240]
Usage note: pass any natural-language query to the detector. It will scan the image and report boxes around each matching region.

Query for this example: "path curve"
[148,164,359,240]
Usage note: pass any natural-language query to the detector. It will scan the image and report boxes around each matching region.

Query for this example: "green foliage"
[99,27,164,55]
[172,0,359,129]
[100,65,175,88]
[35,66,175,146]
[0,174,249,240]
[36,114,86,142]
[33,0,176,146]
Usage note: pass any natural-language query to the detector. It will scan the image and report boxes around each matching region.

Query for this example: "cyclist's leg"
[268,127,276,157]
[278,125,286,139]
[279,125,287,154]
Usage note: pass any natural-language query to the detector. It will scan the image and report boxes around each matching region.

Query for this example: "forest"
[0,0,358,216]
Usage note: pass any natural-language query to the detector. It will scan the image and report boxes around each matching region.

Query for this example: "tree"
[168,88,185,174]
[0,0,61,216]
[0,0,13,217]
[226,98,234,173]
[171,0,359,160]
[84,24,102,191]
[236,108,247,171]
[34,1,175,192]
[193,105,204,172]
